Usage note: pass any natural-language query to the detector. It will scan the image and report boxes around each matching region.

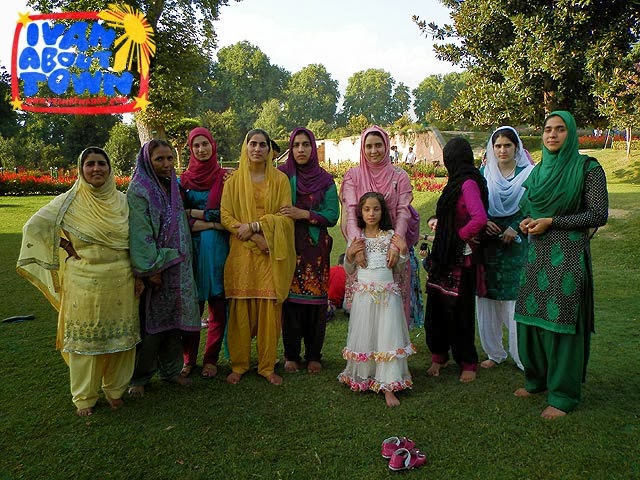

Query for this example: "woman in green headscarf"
[513,111,608,419]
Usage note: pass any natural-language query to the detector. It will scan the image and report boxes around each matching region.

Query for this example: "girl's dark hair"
[148,139,172,156]
[246,129,272,150]
[491,128,519,152]
[81,147,110,170]
[356,192,393,231]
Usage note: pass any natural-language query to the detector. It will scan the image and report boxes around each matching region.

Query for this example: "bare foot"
[541,406,567,420]
[179,364,194,378]
[226,372,242,385]
[307,361,322,374]
[201,363,218,378]
[460,370,476,383]
[267,373,283,385]
[384,391,400,407]
[128,385,145,397]
[77,407,94,417]
[108,398,124,410]
[514,388,533,397]
[427,362,445,377]
[480,359,498,369]
[284,360,300,373]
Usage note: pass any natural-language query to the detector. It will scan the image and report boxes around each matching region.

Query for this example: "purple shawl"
[129,141,188,269]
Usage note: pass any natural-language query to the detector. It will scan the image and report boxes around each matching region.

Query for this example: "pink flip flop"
[381,436,416,459]
[388,448,427,471]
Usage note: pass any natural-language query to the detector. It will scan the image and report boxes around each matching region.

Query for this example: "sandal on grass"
[201,363,218,378]
[179,364,194,378]
[388,448,427,471]
[381,436,415,459]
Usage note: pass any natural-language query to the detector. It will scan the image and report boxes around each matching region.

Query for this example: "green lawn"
[1,152,639,479]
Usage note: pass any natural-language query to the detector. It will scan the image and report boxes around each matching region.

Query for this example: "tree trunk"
[626,126,632,158]
[135,118,166,145]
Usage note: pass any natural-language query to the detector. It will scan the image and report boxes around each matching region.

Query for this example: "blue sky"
[1,0,459,97]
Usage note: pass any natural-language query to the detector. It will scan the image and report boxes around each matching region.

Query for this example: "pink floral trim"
[350,281,400,306]
[338,373,413,393]
[342,343,416,363]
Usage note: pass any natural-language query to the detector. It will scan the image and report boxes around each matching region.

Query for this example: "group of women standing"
[17,110,607,419]
[426,111,608,419]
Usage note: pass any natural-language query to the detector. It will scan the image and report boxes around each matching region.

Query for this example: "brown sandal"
[179,364,194,378]
[201,363,218,378]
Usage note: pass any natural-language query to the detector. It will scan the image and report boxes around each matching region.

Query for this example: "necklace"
[500,163,516,179]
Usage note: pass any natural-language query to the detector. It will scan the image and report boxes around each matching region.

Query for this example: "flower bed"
[1,166,444,195]
[0,171,130,195]
[322,161,446,193]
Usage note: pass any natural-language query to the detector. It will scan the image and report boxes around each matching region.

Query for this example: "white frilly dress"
[338,230,415,392]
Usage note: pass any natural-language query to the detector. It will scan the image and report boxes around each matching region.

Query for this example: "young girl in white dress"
[338,192,416,407]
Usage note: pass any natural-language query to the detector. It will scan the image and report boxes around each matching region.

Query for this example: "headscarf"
[430,137,488,278]
[180,127,225,209]
[128,140,188,272]
[355,125,396,195]
[278,127,336,245]
[223,131,296,303]
[520,111,600,218]
[483,126,534,217]
[278,127,334,198]
[339,125,414,241]
[17,147,129,310]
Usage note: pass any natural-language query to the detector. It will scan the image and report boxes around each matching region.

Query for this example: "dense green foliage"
[413,71,468,128]
[340,69,410,126]
[414,0,640,127]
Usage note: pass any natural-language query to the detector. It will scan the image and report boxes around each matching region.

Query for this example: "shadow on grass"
[612,159,640,183]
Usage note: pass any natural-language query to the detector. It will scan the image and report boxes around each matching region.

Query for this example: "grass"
[1,152,640,479]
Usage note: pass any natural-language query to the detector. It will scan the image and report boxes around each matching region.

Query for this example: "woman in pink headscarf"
[178,127,229,379]
[340,125,419,324]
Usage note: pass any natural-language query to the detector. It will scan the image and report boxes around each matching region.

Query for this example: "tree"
[104,122,140,175]
[254,99,286,140]
[390,82,411,120]
[340,69,407,126]
[208,41,290,136]
[414,1,640,127]
[28,0,237,144]
[201,108,243,164]
[0,67,19,138]
[346,114,370,137]
[592,43,640,156]
[283,64,339,129]
[306,119,331,140]
[413,72,466,127]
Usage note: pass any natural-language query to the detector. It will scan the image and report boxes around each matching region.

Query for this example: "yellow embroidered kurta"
[58,231,140,355]
[222,175,295,302]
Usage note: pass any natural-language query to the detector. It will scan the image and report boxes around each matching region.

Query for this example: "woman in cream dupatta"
[17,147,141,416]
[221,129,296,385]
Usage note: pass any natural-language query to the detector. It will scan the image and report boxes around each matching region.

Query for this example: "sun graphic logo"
[10,4,155,114]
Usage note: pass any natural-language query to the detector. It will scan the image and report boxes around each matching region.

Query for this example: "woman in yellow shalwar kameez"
[17,147,142,416]
[221,129,296,385]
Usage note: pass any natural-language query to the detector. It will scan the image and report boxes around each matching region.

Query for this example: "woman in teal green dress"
[179,127,229,379]
[477,126,533,371]
[514,111,608,419]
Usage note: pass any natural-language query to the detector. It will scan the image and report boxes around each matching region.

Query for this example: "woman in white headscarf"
[477,127,534,370]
